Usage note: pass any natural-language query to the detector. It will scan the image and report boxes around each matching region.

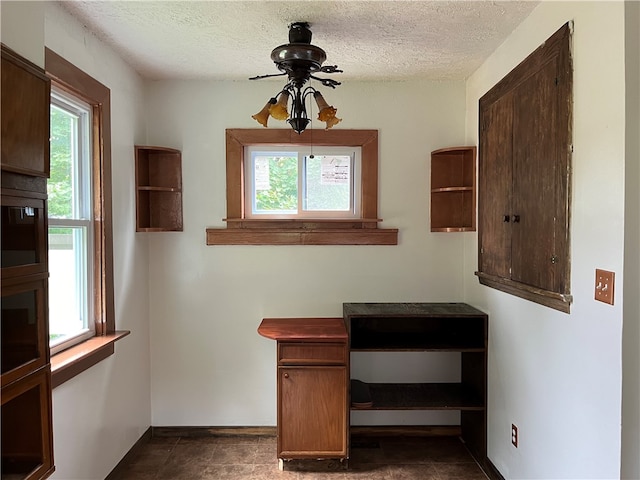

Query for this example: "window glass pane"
[253,154,298,214]
[48,226,90,347]
[49,90,93,351]
[304,155,352,211]
[49,105,77,219]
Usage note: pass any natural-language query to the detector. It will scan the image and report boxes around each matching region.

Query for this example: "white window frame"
[244,145,362,219]
[48,88,95,354]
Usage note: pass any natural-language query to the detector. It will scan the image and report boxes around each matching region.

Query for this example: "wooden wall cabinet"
[1,44,54,480]
[1,47,50,177]
[430,147,476,232]
[344,303,488,466]
[258,318,348,469]
[476,23,572,313]
[135,146,183,232]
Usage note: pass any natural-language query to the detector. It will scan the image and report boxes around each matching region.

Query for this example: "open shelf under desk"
[351,383,484,411]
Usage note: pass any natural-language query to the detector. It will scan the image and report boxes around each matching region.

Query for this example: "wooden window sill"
[51,330,130,388]
[475,272,572,313]
[206,225,398,245]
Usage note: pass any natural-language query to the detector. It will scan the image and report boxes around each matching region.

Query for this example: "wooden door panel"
[1,49,50,177]
[478,92,513,279]
[278,366,347,457]
[511,61,558,291]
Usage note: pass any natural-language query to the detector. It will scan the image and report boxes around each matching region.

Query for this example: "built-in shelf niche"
[430,146,476,232]
[135,146,183,232]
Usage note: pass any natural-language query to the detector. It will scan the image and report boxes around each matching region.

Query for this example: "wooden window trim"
[206,129,398,245]
[45,48,128,387]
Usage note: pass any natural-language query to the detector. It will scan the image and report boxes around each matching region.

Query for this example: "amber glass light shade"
[269,91,290,121]
[252,98,277,127]
[314,91,342,129]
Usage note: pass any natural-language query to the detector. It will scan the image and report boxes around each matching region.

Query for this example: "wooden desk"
[258,317,348,469]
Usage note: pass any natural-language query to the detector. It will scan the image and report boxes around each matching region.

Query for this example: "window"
[45,48,127,388]
[245,146,360,219]
[206,129,398,245]
[48,88,95,354]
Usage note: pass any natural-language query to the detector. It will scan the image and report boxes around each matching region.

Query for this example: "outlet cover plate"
[595,269,615,305]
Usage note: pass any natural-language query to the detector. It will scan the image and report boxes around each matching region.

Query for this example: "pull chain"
[309,98,314,158]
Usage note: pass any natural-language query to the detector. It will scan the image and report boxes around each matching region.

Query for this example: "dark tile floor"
[112,435,488,480]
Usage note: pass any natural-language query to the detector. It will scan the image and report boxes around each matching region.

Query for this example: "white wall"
[0,1,44,67]
[464,2,627,479]
[621,1,640,478]
[43,4,151,479]
[144,79,469,426]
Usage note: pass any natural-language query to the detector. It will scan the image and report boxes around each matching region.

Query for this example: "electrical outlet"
[595,269,615,305]
[511,424,518,448]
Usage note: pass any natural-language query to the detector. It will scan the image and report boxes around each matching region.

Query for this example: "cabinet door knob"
[503,215,510,222]
[283,373,289,379]
[512,215,521,223]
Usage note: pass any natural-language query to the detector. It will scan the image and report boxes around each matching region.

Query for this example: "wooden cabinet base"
[258,318,349,464]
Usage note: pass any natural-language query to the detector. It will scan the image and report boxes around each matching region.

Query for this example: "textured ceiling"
[59,0,538,81]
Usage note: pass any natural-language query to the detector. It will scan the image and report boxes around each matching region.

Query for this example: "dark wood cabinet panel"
[1,44,55,480]
[512,61,562,291]
[1,47,50,177]
[1,193,48,279]
[1,366,54,480]
[1,275,49,388]
[477,23,572,312]
[478,93,513,280]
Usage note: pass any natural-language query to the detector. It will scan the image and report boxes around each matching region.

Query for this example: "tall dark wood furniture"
[476,23,572,313]
[135,145,183,232]
[258,318,349,470]
[344,303,488,465]
[430,146,476,232]
[1,44,55,480]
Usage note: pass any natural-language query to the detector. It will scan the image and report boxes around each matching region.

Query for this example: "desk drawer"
[278,343,346,365]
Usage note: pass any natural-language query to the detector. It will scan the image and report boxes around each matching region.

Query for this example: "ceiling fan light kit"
[250,22,342,134]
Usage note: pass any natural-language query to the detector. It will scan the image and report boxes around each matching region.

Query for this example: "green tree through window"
[48,106,73,219]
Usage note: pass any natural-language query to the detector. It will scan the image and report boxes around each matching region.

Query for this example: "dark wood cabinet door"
[278,366,347,458]
[1,47,50,177]
[511,60,560,292]
[478,92,513,280]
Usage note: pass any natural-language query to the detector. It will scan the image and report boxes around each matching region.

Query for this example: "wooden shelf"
[430,147,476,232]
[351,382,485,410]
[349,317,486,351]
[135,146,182,232]
[344,302,487,465]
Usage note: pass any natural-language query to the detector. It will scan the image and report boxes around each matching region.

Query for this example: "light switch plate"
[595,269,615,305]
